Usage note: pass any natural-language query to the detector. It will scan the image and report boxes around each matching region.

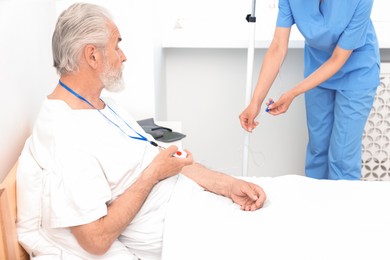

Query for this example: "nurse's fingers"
[239,114,258,132]
[267,100,287,115]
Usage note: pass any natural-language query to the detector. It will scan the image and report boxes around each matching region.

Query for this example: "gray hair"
[52,3,112,75]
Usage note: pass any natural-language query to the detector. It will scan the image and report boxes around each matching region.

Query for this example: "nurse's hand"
[267,91,295,115]
[239,103,260,132]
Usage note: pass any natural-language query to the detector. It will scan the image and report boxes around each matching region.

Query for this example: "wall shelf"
[161,0,390,49]
[162,21,390,49]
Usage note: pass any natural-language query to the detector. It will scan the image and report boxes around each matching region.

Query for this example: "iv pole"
[242,0,257,176]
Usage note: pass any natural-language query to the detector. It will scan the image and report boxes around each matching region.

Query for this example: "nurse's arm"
[250,27,291,106]
[240,27,290,130]
[268,46,352,114]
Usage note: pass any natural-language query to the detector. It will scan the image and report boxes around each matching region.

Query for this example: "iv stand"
[242,0,257,176]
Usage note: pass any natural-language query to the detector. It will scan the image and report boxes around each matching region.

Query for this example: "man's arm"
[181,163,266,211]
[70,146,193,255]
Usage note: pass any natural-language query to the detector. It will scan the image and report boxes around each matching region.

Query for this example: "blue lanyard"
[58,80,158,147]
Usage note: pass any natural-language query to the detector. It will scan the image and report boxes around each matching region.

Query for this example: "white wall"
[0,0,57,182]
[161,0,308,177]
[164,48,307,177]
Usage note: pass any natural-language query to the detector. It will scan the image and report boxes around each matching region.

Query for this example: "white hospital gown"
[17,97,177,259]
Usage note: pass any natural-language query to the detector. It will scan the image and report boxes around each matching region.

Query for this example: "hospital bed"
[161,174,390,260]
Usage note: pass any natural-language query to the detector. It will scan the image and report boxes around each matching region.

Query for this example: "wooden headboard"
[0,163,29,260]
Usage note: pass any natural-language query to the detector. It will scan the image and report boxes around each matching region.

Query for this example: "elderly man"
[16,3,266,260]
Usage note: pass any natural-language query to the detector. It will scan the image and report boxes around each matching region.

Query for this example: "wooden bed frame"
[0,163,29,260]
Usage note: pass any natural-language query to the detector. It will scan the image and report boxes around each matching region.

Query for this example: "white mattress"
[162,174,390,260]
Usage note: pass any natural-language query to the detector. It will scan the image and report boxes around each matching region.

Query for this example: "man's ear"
[84,44,101,69]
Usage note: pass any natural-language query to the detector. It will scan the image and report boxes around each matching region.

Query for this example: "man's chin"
[104,80,125,93]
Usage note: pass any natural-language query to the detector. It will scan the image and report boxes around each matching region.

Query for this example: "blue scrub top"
[277,0,380,90]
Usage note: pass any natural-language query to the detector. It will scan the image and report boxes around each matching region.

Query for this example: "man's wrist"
[138,167,160,188]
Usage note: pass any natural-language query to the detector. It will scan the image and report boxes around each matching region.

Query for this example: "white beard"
[101,63,125,93]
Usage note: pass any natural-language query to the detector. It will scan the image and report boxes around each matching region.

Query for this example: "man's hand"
[229,179,266,211]
[143,145,194,184]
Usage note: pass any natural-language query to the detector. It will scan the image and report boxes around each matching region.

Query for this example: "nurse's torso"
[291,0,356,52]
[286,0,380,90]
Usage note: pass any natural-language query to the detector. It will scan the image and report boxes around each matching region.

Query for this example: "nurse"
[239,0,380,180]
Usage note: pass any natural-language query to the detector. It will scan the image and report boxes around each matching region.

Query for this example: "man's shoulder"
[32,99,88,148]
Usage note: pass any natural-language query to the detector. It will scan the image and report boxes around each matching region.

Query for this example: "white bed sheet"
[162,174,390,260]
